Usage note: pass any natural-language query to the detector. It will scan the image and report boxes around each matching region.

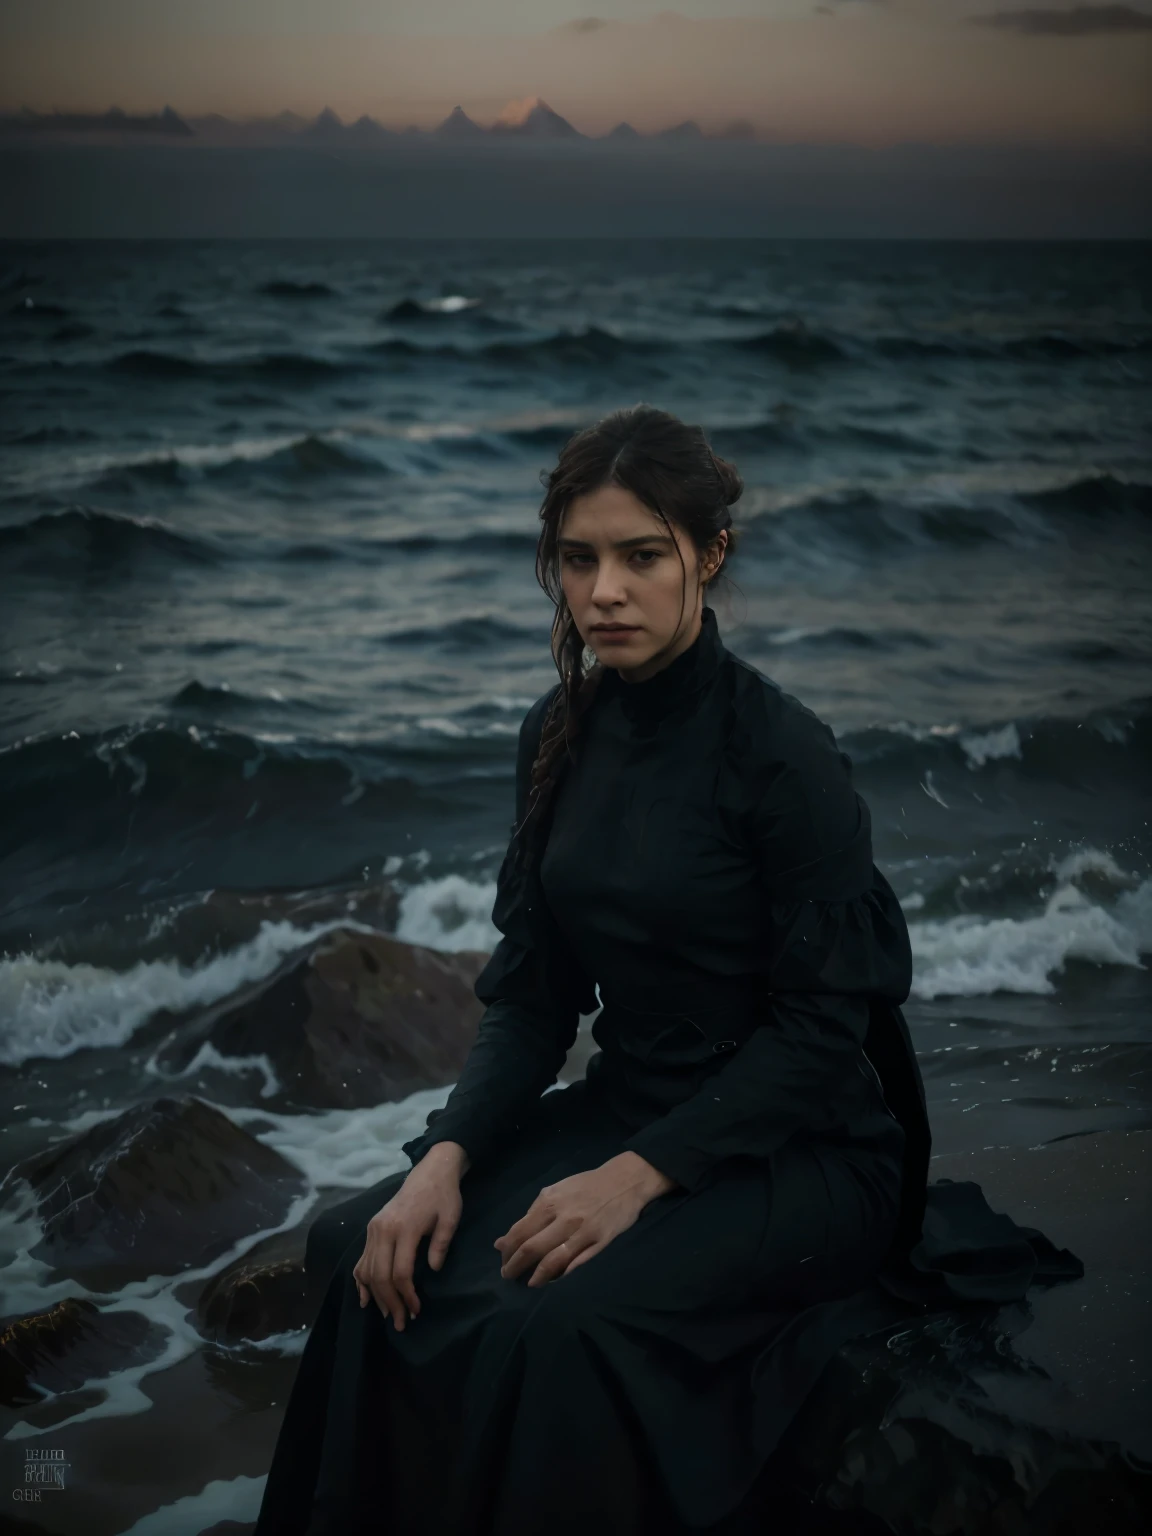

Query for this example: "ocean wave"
[104,349,357,381]
[842,698,1151,785]
[0,917,370,1067]
[288,527,539,559]
[1019,473,1152,519]
[909,858,1151,1000]
[502,420,582,451]
[166,681,319,717]
[271,527,538,562]
[763,624,938,654]
[2,701,1147,842]
[1,424,98,447]
[729,325,1152,366]
[740,471,1152,559]
[0,506,223,570]
[0,713,521,842]
[0,869,505,1069]
[19,320,1152,390]
[384,295,483,320]
[732,324,846,364]
[8,853,1140,1067]
[710,417,948,458]
[52,422,570,497]
[379,615,541,652]
[874,331,1152,362]
[258,280,337,299]
[362,320,1152,369]
[85,433,387,494]
[370,323,662,367]
[393,872,500,954]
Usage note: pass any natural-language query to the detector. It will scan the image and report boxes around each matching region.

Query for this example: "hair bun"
[710,450,743,508]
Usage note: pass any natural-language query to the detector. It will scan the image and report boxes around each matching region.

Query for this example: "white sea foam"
[1051,846,1132,887]
[225,1089,451,1192]
[4,848,1143,1074]
[395,862,1152,1004]
[958,721,1022,768]
[0,1090,444,1435]
[24,433,304,487]
[910,865,1151,999]
[149,1041,282,1097]
[394,874,499,953]
[0,917,378,1068]
[115,1475,268,1536]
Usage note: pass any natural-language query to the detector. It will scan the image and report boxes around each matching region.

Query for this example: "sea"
[0,238,1149,1529]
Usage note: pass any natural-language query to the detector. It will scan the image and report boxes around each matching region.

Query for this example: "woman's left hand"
[494,1151,677,1286]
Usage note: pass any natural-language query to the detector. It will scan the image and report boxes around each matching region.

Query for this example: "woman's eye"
[564,551,659,567]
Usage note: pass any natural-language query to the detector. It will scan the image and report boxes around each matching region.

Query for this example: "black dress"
[254,604,1082,1536]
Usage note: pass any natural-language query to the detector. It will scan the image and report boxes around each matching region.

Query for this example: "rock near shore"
[1,1095,308,1289]
[150,927,489,1110]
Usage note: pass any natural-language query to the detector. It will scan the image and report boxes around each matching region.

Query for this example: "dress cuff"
[620,1126,716,1196]
[401,1112,483,1171]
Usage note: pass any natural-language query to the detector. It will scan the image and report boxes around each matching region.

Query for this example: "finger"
[494,1196,555,1256]
[501,1221,569,1281]
[529,1234,597,1288]
[372,1272,406,1331]
[366,1233,406,1330]
[427,1211,457,1272]
[392,1235,422,1318]
[353,1253,371,1309]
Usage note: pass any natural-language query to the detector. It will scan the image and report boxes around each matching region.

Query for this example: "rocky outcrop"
[771,1130,1152,1534]
[185,1222,316,1346]
[150,928,489,1110]
[776,1301,1150,1534]
[0,1297,168,1408]
[1,1096,307,1289]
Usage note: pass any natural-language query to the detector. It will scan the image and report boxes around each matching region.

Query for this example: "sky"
[3,2,1151,148]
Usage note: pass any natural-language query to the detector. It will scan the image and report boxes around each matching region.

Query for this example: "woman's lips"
[592,627,639,640]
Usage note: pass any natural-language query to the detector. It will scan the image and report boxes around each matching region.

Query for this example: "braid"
[512,614,606,874]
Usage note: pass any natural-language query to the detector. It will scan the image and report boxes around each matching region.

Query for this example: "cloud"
[969,5,1152,35]
[562,17,610,34]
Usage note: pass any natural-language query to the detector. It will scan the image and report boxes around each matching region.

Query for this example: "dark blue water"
[0,238,1150,1530]
[0,235,1148,1088]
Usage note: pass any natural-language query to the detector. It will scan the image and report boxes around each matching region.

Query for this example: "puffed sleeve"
[400,685,589,1173]
[621,701,912,1195]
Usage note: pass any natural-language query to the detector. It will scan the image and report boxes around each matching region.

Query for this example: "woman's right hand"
[352,1142,469,1330]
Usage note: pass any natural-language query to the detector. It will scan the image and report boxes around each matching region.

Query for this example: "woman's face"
[558,483,725,682]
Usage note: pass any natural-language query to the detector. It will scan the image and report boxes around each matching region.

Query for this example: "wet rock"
[1,1096,308,1289]
[187,1223,317,1345]
[151,927,488,1109]
[181,1181,417,1345]
[0,1296,168,1408]
[779,1304,1149,1534]
[774,1130,1152,1534]
[197,1252,314,1347]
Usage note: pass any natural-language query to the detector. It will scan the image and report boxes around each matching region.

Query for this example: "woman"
[254,406,1081,1536]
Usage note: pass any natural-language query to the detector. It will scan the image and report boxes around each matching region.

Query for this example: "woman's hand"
[494,1151,677,1287]
[353,1142,469,1330]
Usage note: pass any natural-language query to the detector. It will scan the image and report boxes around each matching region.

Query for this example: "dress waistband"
[595,982,769,1056]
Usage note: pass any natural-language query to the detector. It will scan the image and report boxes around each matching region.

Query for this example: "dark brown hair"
[512,403,742,871]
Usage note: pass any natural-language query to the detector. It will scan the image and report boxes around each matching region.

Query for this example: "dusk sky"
[4,1,1152,148]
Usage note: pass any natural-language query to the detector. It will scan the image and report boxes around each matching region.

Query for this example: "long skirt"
[253,1077,905,1536]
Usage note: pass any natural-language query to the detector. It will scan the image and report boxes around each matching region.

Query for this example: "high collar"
[598,604,726,727]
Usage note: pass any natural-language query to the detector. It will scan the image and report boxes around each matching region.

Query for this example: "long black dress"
[253,605,1082,1536]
